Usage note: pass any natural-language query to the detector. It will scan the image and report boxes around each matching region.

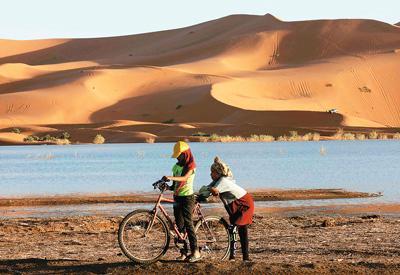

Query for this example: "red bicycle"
[118,180,231,264]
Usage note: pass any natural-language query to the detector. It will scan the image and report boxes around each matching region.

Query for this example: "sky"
[1,0,399,40]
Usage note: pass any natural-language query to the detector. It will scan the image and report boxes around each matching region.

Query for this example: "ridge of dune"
[0,39,68,58]
[1,14,400,144]
[396,22,400,26]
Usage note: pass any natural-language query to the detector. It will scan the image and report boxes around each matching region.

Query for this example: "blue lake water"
[0,141,399,204]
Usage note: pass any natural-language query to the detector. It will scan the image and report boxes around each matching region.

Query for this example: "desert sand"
[1,14,400,144]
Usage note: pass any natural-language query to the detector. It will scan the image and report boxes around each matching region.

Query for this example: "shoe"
[176,253,188,261]
[187,249,201,263]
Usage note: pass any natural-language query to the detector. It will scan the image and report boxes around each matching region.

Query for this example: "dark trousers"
[173,195,197,253]
[238,225,249,260]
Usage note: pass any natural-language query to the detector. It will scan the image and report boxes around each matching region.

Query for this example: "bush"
[11,128,21,134]
[359,86,372,93]
[209,134,220,142]
[343,133,355,140]
[162,118,175,124]
[23,135,40,142]
[93,134,105,144]
[40,134,57,142]
[257,135,275,142]
[191,132,210,137]
[145,137,155,143]
[369,131,378,140]
[58,131,71,140]
[355,133,366,140]
[199,137,209,142]
[55,139,71,145]
[333,128,344,140]
[393,133,400,140]
[176,104,183,110]
[311,133,320,141]
[379,133,388,140]
[277,135,288,141]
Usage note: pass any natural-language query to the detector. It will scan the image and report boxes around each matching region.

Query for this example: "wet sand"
[0,189,379,207]
[0,211,399,274]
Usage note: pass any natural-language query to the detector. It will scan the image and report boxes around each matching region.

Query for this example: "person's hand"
[210,187,219,196]
[161,176,170,182]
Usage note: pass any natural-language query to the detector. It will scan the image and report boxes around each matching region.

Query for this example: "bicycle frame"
[145,189,211,242]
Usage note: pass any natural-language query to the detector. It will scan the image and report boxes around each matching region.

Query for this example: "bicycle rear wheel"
[118,209,170,264]
[195,216,230,260]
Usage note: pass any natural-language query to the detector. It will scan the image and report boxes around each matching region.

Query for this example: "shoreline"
[0,189,379,207]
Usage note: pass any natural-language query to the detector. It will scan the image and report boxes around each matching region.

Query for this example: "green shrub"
[55,139,71,145]
[11,128,21,134]
[191,132,210,137]
[277,135,288,141]
[343,133,355,140]
[369,131,378,139]
[355,133,366,140]
[257,135,275,142]
[58,132,71,140]
[145,137,155,143]
[359,86,372,93]
[162,118,175,124]
[311,133,320,141]
[379,133,388,140]
[93,134,105,144]
[209,134,220,142]
[333,128,344,140]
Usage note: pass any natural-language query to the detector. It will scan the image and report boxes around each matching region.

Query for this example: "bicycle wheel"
[195,216,230,260]
[118,209,170,264]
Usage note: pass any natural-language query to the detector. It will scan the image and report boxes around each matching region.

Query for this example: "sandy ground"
[0,210,399,274]
[1,15,400,144]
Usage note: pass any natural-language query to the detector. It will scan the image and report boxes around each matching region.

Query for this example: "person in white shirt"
[208,156,254,261]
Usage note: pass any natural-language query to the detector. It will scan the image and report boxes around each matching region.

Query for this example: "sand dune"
[1,14,400,144]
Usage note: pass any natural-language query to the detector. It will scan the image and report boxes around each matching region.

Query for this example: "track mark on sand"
[289,80,312,98]
[367,65,400,124]
[268,32,280,66]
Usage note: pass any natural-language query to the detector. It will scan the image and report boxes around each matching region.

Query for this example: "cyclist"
[162,141,201,262]
[208,156,254,261]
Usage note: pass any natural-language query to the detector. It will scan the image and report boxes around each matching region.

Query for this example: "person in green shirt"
[162,141,201,262]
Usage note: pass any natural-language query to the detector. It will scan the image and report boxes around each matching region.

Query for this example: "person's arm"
[163,169,193,182]
[210,187,219,196]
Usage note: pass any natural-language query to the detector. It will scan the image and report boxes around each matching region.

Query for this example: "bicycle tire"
[118,209,170,264]
[195,215,230,260]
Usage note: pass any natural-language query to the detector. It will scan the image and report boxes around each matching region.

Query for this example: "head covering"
[211,156,233,178]
[171,141,190,158]
[177,148,196,172]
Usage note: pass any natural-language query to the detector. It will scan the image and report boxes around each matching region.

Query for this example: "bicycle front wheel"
[195,216,230,260]
[118,209,170,264]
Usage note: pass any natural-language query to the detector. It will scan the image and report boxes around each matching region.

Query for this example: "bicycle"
[118,179,231,264]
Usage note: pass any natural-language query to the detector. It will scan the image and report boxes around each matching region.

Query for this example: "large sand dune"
[1,14,400,144]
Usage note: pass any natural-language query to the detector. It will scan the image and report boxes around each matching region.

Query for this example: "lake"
[0,141,399,203]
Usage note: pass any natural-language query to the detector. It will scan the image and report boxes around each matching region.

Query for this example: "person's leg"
[173,196,188,257]
[173,196,185,232]
[182,195,197,252]
[238,225,249,261]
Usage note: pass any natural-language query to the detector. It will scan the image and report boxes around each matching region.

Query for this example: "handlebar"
[152,179,169,192]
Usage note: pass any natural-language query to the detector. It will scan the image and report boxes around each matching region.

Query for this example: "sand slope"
[1,14,400,144]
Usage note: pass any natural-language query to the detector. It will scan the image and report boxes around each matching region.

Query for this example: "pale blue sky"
[2,0,399,40]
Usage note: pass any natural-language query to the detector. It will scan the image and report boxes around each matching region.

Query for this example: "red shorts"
[228,193,254,226]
